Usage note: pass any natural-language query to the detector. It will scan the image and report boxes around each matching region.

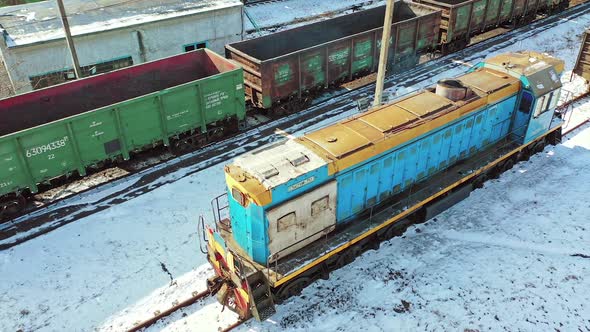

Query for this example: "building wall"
[0,4,243,95]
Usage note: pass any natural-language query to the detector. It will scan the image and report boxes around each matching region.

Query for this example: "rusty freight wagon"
[573,28,590,82]
[415,0,569,52]
[226,1,441,111]
[0,49,245,217]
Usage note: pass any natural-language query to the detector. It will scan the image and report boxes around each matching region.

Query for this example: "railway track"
[126,280,246,332]
[244,0,285,6]
[2,1,590,250]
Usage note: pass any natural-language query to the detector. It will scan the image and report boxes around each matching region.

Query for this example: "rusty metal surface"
[459,69,517,94]
[397,90,453,116]
[226,2,442,108]
[573,29,590,82]
[304,124,373,158]
[357,105,418,133]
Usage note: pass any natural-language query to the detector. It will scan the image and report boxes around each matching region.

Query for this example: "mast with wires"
[56,0,82,79]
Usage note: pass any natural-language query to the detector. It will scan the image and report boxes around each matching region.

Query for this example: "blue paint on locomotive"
[225,55,564,265]
[335,94,518,223]
[228,94,519,263]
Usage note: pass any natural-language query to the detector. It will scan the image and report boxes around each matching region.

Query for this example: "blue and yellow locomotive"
[204,51,564,320]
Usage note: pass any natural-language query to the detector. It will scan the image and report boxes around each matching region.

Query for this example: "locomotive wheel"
[0,194,26,219]
[472,173,488,189]
[501,159,515,173]
[517,148,530,162]
[380,224,399,241]
[533,140,546,153]
[276,277,311,301]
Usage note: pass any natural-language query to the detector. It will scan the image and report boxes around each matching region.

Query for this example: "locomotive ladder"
[246,269,276,321]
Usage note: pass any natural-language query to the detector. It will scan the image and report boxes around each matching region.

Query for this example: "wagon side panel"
[70,110,122,165]
[0,138,32,196]
[18,125,77,184]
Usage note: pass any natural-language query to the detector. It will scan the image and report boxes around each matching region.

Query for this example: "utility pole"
[374,0,395,107]
[56,0,82,79]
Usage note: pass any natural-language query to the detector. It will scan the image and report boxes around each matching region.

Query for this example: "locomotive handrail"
[211,193,231,231]
[197,215,208,254]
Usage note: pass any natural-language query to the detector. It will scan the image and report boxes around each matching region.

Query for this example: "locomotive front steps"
[247,271,276,321]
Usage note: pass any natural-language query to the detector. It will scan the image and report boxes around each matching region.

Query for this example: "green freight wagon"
[415,0,569,52]
[226,1,441,111]
[0,49,245,216]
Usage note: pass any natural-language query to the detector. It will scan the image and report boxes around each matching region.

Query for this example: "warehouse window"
[29,56,133,90]
[277,212,296,232]
[311,195,329,216]
[184,41,208,52]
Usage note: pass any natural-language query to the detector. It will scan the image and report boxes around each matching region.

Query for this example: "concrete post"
[56,0,82,79]
[374,0,395,107]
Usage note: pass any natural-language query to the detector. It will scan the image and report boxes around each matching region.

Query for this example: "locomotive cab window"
[518,91,533,114]
[231,188,247,207]
[533,91,555,118]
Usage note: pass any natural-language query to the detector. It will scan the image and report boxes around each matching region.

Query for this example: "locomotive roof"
[229,139,326,190]
[485,51,564,76]
[224,52,561,205]
[298,67,519,162]
[484,51,564,96]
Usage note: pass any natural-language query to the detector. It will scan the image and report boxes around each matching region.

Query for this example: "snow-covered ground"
[1,1,590,332]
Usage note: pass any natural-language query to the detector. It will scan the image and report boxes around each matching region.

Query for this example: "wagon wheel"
[0,194,26,219]
[196,136,208,147]
[211,127,225,140]
[171,139,190,155]
[276,277,311,302]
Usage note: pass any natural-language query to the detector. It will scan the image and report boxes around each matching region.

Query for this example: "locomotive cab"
[477,51,564,144]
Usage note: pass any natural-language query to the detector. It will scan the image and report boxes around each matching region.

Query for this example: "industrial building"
[0,0,243,94]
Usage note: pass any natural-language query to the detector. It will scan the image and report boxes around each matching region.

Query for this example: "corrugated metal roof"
[232,139,327,190]
[485,51,564,76]
[298,67,519,161]
[0,0,242,48]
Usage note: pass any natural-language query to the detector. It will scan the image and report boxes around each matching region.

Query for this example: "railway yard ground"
[2,0,590,331]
